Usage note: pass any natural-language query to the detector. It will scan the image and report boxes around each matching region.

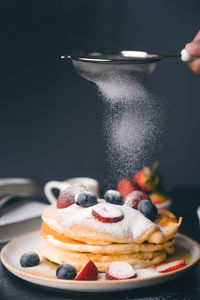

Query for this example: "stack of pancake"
[40,202,182,272]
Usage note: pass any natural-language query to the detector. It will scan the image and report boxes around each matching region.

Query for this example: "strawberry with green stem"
[133,161,161,193]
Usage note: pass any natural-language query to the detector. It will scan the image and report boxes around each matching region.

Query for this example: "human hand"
[185,30,200,75]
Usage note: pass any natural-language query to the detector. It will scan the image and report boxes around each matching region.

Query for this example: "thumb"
[185,40,200,56]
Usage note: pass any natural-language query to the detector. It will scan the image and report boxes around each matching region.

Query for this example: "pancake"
[41,200,181,272]
[42,243,168,272]
[41,203,182,245]
[41,222,175,255]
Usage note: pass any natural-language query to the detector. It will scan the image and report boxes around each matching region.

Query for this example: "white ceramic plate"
[1,231,200,292]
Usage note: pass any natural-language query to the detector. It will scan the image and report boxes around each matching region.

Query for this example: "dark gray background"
[0,0,199,189]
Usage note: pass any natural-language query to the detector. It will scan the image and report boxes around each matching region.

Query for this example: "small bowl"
[155,199,172,210]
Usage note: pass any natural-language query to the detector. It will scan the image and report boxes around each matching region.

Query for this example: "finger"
[193,30,200,41]
[185,40,200,56]
[187,58,200,75]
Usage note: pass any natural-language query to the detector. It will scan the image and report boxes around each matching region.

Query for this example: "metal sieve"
[61,49,195,81]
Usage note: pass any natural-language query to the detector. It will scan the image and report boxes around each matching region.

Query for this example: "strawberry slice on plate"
[106,261,137,280]
[154,259,185,273]
[74,260,98,281]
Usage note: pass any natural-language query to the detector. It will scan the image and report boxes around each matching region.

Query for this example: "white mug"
[44,177,100,204]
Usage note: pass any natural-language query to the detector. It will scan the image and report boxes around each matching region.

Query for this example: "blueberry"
[56,264,77,280]
[104,190,124,205]
[138,199,158,220]
[76,191,97,207]
[20,251,40,267]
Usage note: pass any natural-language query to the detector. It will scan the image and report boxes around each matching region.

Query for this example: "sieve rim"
[61,50,162,64]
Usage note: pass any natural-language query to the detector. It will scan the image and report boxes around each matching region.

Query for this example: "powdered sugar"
[92,203,123,219]
[107,261,136,279]
[54,200,157,240]
[97,73,148,103]
[93,71,166,186]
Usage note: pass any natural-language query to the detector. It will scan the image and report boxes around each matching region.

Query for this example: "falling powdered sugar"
[97,72,149,103]
[94,71,166,184]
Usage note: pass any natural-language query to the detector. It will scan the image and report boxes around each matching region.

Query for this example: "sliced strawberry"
[74,260,98,281]
[125,190,150,209]
[155,259,185,273]
[57,183,87,208]
[92,203,123,223]
[117,178,137,199]
[106,262,137,280]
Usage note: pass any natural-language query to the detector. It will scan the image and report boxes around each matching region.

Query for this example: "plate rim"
[1,231,200,286]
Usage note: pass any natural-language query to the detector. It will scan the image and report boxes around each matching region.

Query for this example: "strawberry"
[149,192,167,205]
[133,162,160,193]
[57,190,74,209]
[74,260,98,281]
[117,178,137,199]
[106,262,137,280]
[57,183,87,209]
[92,203,124,223]
[154,259,185,273]
[125,190,150,209]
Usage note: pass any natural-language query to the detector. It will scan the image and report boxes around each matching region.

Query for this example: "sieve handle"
[180,48,198,62]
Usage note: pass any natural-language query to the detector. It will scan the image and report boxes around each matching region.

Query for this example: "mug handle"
[44,181,69,204]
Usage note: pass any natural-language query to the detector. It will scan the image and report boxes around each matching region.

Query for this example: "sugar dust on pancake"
[40,184,182,272]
